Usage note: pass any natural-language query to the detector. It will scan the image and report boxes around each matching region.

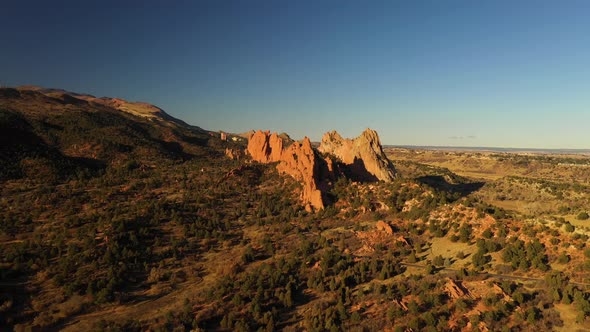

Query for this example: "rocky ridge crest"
[318,128,395,182]
[247,130,326,211]
[246,128,395,211]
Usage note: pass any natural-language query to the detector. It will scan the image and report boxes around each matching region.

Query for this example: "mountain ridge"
[11,85,205,132]
[0,86,231,182]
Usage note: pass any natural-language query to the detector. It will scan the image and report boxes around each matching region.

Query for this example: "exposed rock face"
[246,128,396,211]
[247,130,326,210]
[268,132,284,162]
[375,220,394,235]
[492,283,513,302]
[276,137,325,211]
[318,128,395,182]
[444,278,474,300]
[247,130,291,163]
[247,130,274,163]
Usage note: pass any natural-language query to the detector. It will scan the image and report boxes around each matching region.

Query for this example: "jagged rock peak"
[319,128,395,182]
[276,136,325,211]
[246,130,326,211]
[246,130,275,163]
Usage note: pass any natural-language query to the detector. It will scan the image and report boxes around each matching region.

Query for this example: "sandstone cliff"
[318,128,395,182]
[247,130,326,211]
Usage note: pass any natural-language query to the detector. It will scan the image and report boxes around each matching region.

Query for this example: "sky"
[2,0,590,148]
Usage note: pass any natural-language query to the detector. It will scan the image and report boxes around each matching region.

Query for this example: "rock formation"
[247,130,274,163]
[276,137,325,211]
[246,130,290,163]
[318,128,395,182]
[492,283,513,302]
[246,128,396,211]
[375,220,394,235]
[444,278,474,300]
[247,130,326,211]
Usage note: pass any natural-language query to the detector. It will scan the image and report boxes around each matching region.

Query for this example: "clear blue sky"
[2,1,590,148]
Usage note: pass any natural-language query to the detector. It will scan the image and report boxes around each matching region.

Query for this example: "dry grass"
[426,237,475,268]
[554,303,589,332]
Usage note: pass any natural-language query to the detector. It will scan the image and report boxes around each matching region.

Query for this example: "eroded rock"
[375,220,394,235]
[277,137,325,211]
[246,130,326,210]
[444,278,474,300]
[318,128,395,182]
[246,128,396,211]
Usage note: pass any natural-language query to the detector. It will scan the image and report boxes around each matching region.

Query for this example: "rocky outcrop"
[224,148,244,160]
[269,132,285,162]
[276,137,325,211]
[492,283,513,302]
[318,128,395,182]
[247,130,326,211]
[247,130,274,163]
[444,278,474,300]
[246,130,291,163]
[246,128,396,211]
[375,220,394,235]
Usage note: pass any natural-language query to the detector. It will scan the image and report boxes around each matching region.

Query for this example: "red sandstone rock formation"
[375,220,394,235]
[247,130,326,211]
[246,128,396,211]
[444,278,474,300]
[268,132,284,162]
[277,137,325,211]
[247,130,274,163]
[318,128,395,182]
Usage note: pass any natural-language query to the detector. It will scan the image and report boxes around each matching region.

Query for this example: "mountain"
[14,85,203,130]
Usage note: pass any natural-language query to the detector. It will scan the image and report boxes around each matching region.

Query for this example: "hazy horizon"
[2,1,590,148]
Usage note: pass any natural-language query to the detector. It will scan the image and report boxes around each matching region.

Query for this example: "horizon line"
[386,145,590,154]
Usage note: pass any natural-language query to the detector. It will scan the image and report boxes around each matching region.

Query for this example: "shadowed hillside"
[0,87,235,182]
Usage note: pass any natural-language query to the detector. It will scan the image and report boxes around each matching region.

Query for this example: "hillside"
[2,88,590,331]
[0,87,232,182]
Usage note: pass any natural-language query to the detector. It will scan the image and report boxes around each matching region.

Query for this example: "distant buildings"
[219,131,242,142]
